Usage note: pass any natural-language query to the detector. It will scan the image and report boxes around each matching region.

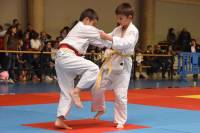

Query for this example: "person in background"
[25,24,36,39]
[135,49,145,79]
[0,25,7,37]
[40,31,51,45]
[178,28,191,52]
[30,32,43,81]
[16,38,31,82]
[30,32,43,51]
[60,26,70,40]
[190,39,200,81]
[41,41,55,81]
[23,32,33,63]
[0,25,4,49]
[16,23,23,40]
[12,19,19,26]
[154,45,171,79]
[167,28,177,50]
[3,25,19,83]
[143,45,155,77]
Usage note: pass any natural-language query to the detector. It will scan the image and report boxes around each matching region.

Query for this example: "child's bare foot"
[70,89,83,108]
[116,124,124,129]
[94,111,105,120]
[55,117,72,129]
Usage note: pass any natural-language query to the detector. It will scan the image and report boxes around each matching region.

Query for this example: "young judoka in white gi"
[55,8,111,129]
[92,3,139,129]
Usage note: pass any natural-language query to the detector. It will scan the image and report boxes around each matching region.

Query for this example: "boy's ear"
[83,17,89,22]
[84,17,89,21]
[128,15,133,19]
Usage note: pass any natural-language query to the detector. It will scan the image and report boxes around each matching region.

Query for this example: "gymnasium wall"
[44,0,140,38]
[155,0,200,43]
[0,0,200,44]
[0,0,25,28]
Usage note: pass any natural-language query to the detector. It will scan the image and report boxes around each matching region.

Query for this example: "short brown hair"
[115,3,135,17]
[79,8,99,21]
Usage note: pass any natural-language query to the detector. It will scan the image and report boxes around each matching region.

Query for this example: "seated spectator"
[56,36,63,43]
[23,32,32,50]
[40,31,51,45]
[30,32,43,63]
[154,45,171,79]
[135,49,145,79]
[59,26,70,40]
[143,45,156,77]
[22,32,34,66]
[51,41,58,61]
[30,32,43,81]
[16,53,30,81]
[85,45,104,66]
[25,24,36,39]
[95,47,104,67]
[16,40,31,81]
[30,32,43,51]
[41,41,56,81]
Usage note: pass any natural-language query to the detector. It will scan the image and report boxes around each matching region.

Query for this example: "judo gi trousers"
[92,70,131,125]
[55,52,99,117]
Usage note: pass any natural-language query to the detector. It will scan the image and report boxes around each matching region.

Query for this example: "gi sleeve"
[89,39,112,49]
[77,25,101,39]
[112,30,139,50]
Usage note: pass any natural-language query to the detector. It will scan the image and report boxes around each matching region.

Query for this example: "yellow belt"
[95,50,132,89]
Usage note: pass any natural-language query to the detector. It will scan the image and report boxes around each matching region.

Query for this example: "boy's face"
[191,40,196,46]
[47,43,52,48]
[116,14,132,27]
[12,27,17,34]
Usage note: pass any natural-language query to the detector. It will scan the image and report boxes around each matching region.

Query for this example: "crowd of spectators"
[0,19,199,82]
[0,19,61,83]
[135,27,199,80]
[0,19,106,83]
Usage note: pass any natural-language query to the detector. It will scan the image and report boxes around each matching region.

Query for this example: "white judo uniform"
[92,22,139,125]
[55,21,111,117]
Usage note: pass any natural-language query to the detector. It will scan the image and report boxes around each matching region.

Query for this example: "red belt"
[59,43,81,56]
